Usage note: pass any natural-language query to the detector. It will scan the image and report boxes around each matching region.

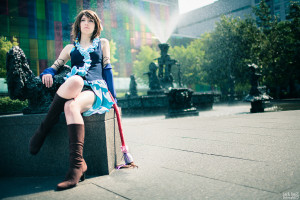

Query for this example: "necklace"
[69,37,100,77]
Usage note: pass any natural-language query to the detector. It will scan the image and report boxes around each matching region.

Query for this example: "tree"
[169,35,207,89]
[0,36,19,78]
[202,16,258,98]
[132,46,159,84]
[286,2,300,97]
[253,0,300,98]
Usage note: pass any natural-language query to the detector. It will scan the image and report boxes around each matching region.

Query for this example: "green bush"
[0,97,28,114]
[0,36,19,78]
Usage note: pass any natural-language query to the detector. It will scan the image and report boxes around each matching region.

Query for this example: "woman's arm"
[101,38,117,101]
[101,38,110,66]
[42,44,73,88]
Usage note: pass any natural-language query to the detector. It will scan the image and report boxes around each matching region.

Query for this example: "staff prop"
[108,92,137,169]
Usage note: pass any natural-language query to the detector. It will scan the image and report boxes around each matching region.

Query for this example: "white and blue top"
[64,37,114,116]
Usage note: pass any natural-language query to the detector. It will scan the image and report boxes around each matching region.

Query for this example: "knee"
[64,75,84,90]
[64,100,80,115]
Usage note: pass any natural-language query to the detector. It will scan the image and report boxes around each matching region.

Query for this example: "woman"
[29,10,117,190]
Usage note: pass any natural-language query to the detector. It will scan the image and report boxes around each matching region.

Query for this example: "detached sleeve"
[102,63,117,102]
[39,67,57,79]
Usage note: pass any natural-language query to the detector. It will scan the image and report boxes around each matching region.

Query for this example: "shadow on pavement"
[0,176,60,199]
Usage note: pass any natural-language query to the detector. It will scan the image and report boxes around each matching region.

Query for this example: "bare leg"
[64,90,96,124]
[29,76,85,155]
[57,75,84,99]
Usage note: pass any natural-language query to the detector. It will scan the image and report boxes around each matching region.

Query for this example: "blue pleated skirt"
[64,72,114,116]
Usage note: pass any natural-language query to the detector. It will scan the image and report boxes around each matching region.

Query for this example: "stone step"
[0,109,123,177]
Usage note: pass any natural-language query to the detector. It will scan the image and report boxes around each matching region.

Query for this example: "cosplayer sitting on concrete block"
[29,10,117,191]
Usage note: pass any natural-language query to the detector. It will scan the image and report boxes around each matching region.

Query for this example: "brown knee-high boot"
[57,124,87,191]
[29,93,69,155]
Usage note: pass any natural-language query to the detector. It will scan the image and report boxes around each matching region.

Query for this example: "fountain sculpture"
[125,74,138,98]
[144,62,164,95]
[156,43,198,118]
[119,43,211,117]
[166,88,199,118]
[157,43,176,89]
[244,64,272,113]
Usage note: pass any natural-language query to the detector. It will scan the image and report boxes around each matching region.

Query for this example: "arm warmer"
[102,63,117,102]
[39,67,57,79]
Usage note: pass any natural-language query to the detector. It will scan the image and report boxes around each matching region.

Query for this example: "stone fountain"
[118,43,213,117]
[114,2,214,116]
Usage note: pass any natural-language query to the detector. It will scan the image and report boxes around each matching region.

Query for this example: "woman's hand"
[42,74,54,88]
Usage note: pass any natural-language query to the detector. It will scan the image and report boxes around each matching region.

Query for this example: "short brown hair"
[71,10,102,41]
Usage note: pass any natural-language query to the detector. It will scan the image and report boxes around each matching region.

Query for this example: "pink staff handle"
[108,92,126,147]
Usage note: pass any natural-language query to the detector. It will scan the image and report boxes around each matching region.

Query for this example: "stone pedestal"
[147,89,165,96]
[117,92,214,116]
[166,88,199,118]
[250,100,264,113]
[192,92,214,110]
[166,107,199,118]
[0,109,123,177]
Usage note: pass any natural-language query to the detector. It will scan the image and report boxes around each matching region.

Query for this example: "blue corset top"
[70,40,103,81]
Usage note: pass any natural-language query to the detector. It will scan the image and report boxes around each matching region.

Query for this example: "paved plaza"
[1,104,300,200]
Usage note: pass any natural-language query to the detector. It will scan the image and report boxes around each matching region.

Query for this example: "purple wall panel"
[39,59,48,73]
[0,0,8,15]
[83,0,89,10]
[54,21,63,58]
[28,0,37,39]
[46,0,55,40]
[19,0,28,17]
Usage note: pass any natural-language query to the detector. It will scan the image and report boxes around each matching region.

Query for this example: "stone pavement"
[1,104,300,200]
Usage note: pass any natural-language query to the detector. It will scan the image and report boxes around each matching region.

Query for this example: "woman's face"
[80,15,95,36]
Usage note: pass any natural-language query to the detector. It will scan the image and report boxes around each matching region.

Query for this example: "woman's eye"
[89,20,94,23]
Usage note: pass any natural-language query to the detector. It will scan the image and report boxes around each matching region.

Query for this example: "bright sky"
[178,0,218,14]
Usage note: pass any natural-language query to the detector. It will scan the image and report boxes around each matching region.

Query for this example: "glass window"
[285,2,290,14]
[274,10,281,20]
[275,5,280,10]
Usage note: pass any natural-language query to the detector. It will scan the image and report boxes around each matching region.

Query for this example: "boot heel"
[80,173,85,182]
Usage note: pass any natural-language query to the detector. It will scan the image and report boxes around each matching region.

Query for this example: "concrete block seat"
[0,108,123,177]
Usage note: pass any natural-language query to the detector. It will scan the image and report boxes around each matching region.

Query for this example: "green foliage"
[253,0,300,98]
[235,82,251,98]
[109,39,118,76]
[0,97,28,114]
[289,2,300,85]
[0,36,19,78]
[132,46,159,84]
[197,0,300,98]
[130,0,300,98]
[133,38,207,91]
[169,35,207,89]
[253,0,273,31]
[202,16,258,96]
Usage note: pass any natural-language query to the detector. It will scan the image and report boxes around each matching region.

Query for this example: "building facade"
[0,0,179,77]
[176,0,298,38]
